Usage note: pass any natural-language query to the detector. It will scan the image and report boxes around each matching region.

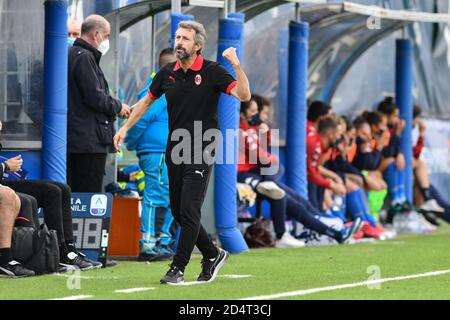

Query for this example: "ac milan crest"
[195,74,202,86]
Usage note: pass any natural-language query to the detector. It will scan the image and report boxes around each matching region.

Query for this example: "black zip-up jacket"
[67,38,122,154]
[352,138,382,171]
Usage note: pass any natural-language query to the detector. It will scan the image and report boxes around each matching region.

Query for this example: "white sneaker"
[256,181,285,200]
[275,232,306,248]
[420,199,445,213]
[380,228,397,240]
[417,214,437,233]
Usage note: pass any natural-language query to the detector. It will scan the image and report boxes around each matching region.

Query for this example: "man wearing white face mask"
[68,15,131,192]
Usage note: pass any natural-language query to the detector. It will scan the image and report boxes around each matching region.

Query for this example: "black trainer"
[67,244,103,269]
[0,261,35,278]
[60,252,94,271]
[197,248,229,283]
[57,262,79,273]
[386,204,403,224]
[419,210,441,227]
[338,217,362,244]
[105,259,117,268]
[400,201,413,212]
[160,265,184,285]
[77,252,103,269]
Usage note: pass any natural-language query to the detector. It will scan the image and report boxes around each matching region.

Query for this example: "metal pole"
[171,0,181,14]
[295,2,301,21]
[111,11,120,187]
[229,0,236,12]
[150,15,156,71]
[113,11,120,98]
[219,0,228,19]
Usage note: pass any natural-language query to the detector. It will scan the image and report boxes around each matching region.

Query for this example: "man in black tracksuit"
[0,153,99,270]
[67,15,130,192]
[114,20,251,284]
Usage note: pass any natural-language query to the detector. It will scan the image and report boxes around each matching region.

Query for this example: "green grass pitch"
[1,225,449,300]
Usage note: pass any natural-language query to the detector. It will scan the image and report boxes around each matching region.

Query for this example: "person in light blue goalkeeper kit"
[126,48,177,261]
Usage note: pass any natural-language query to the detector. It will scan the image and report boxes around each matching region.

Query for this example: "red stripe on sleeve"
[147,89,160,100]
[226,81,237,95]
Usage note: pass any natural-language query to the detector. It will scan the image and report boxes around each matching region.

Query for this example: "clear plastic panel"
[0,0,44,147]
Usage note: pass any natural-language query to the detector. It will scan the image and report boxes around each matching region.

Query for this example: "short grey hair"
[81,15,108,36]
[177,20,207,54]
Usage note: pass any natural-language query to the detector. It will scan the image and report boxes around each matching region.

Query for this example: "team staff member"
[114,21,251,285]
[67,15,130,192]
[126,48,177,261]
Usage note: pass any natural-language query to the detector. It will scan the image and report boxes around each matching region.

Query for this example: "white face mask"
[96,33,110,56]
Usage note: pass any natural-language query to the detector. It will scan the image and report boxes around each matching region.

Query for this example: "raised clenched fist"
[222,47,240,67]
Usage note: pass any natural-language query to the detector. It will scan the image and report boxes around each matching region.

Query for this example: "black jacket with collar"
[67,38,122,154]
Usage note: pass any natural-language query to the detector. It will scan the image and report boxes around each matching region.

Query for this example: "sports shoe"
[338,218,362,244]
[361,222,383,239]
[77,252,103,269]
[400,201,413,212]
[417,213,437,233]
[420,199,445,214]
[138,247,170,262]
[385,203,403,224]
[256,181,285,200]
[60,252,94,271]
[66,244,103,269]
[419,210,441,226]
[160,265,184,285]
[379,227,397,240]
[197,248,229,282]
[156,245,175,260]
[275,232,306,248]
[105,259,117,268]
[353,230,364,240]
[0,261,35,278]
[57,263,78,273]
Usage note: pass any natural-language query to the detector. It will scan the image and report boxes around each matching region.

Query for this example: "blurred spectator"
[67,17,82,48]
[307,100,332,137]
[238,98,302,248]
[307,116,346,211]
[411,105,444,216]
[377,97,410,219]
[238,98,361,246]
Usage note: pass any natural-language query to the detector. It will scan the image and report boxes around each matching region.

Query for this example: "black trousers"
[4,180,73,244]
[67,153,107,192]
[166,160,218,271]
[16,193,38,228]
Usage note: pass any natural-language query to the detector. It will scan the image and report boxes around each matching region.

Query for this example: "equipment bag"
[12,224,60,275]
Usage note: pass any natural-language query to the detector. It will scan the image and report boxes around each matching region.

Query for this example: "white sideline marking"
[175,281,205,286]
[50,295,93,300]
[166,274,253,286]
[53,273,118,280]
[241,269,450,300]
[114,287,155,294]
[220,274,253,279]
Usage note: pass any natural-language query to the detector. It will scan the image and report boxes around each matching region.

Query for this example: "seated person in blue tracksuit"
[324,116,376,227]
[377,97,410,217]
[126,48,177,261]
